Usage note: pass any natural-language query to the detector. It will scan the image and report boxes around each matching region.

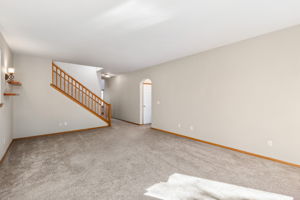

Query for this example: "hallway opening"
[140,79,152,125]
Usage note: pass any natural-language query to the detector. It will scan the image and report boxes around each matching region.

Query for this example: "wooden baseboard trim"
[0,140,14,164]
[14,125,110,141]
[152,127,300,168]
[113,118,142,126]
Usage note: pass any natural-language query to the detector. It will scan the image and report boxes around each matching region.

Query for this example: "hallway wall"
[106,25,300,165]
[0,33,13,160]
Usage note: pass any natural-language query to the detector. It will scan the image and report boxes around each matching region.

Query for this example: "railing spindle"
[63,72,66,92]
[56,67,58,86]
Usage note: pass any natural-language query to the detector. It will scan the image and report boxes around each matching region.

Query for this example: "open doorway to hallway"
[140,79,152,125]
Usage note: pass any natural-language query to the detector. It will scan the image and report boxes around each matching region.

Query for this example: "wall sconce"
[5,68,15,81]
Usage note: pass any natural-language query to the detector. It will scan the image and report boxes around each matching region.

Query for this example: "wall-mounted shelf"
[4,93,19,96]
[8,81,22,86]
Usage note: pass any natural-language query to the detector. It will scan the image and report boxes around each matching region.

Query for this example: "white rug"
[145,173,293,200]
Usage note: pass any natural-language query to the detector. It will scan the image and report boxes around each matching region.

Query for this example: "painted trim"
[152,127,300,168]
[14,125,109,141]
[0,140,14,164]
[113,118,142,126]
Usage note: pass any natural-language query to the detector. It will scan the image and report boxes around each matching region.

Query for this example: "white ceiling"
[1,0,300,73]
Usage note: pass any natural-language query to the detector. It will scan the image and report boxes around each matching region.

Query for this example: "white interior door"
[143,84,152,124]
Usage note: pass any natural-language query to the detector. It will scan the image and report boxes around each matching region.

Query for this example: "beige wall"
[0,33,13,159]
[106,25,300,165]
[13,54,107,138]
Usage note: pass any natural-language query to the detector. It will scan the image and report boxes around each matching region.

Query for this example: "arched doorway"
[140,79,152,124]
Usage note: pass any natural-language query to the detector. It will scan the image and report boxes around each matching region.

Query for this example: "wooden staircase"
[51,62,111,126]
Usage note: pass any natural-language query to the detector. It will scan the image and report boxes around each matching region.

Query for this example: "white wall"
[13,54,107,138]
[0,33,13,159]
[106,25,300,165]
[55,62,102,96]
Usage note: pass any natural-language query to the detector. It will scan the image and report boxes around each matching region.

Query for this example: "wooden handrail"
[51,62,111,125]
[52,62,110,105]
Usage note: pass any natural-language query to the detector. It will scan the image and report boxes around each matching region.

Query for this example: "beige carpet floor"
[0,119,299,200]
